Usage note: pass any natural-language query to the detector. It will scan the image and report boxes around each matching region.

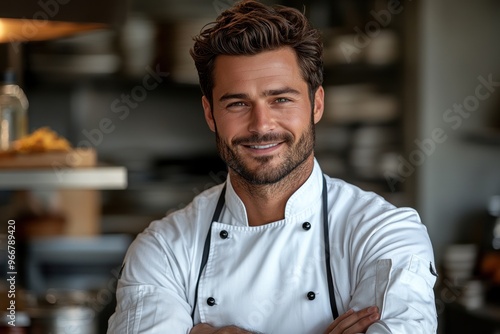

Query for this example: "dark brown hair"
[190,0,323,107]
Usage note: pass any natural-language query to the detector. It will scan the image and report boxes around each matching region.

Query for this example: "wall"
[417,0,500,263]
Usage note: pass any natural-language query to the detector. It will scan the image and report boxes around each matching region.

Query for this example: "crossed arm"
[190,306,380,334]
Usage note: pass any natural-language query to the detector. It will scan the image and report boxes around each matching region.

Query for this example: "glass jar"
[0,71,28,151]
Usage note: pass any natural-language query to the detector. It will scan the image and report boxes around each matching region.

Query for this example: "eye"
[275,97,291,103]
[227,101,247,108]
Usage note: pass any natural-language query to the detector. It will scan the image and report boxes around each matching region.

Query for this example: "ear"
[313,86,324,124]
[202,96,216,132]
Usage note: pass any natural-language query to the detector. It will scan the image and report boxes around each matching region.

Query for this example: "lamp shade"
[0,0,128,43]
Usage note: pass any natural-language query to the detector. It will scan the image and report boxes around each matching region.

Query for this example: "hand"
[323,306,380,334]
[190,323,256,334]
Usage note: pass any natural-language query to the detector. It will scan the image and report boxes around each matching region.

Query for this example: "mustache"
[232,133,293,146]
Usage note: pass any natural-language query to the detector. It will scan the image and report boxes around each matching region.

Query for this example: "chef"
[107,1,438,333]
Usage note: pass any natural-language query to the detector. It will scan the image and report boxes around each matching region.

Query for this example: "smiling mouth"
[234,133,291,151]
[248,143,280,149]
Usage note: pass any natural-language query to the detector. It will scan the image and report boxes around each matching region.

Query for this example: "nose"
[247,102,275,134]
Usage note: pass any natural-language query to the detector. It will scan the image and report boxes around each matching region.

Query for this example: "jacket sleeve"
[347,206,438,334]
[107,227,193,334]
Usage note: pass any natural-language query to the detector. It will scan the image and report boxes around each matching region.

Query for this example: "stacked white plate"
[443,244,478,285]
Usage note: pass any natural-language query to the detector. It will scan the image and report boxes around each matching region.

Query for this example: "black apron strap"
[191,185,226,320]
[322,175,339,319]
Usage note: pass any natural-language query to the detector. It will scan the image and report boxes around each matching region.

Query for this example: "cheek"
[282,112,311,134]
[214,117,242,141]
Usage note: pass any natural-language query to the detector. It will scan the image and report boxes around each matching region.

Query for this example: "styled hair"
[190,0,323,106]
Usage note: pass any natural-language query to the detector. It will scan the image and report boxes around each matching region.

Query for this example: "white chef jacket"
[107,159,438,334]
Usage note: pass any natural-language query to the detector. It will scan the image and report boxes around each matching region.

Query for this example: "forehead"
[212,47,305,91]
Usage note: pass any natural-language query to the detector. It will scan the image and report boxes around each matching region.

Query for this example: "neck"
[229,155,315,226]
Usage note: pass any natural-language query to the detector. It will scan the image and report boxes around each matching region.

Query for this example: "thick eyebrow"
[263,87,301,97]
[218,87,301,103]
[219,93,249,102]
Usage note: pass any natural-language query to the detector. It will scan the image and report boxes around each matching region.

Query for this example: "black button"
[207,297,216,306]
[307,291,316,300]
[302,222,311,230]
[219,230,229,239]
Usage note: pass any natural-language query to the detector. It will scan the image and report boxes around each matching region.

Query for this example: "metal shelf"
[0,166,127,189]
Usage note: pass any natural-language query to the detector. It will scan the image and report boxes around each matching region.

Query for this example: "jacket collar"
[224,158,324,227]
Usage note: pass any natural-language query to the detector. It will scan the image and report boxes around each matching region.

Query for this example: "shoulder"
[147,183,224,239]
[325,176,398,212]
[324,175,423,232]
[129,184,225,256]
[119,184,225,285]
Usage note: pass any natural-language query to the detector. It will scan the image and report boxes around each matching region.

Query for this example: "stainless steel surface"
[28,290,98,334]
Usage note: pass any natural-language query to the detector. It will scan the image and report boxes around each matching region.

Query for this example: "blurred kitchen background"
[0,0,499,333]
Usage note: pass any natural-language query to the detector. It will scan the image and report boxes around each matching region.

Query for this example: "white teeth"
[250,143,278,149]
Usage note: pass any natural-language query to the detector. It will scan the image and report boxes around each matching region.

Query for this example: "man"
[108,1,438,333]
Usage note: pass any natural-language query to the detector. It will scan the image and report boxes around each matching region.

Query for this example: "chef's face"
[202,47,324,185]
